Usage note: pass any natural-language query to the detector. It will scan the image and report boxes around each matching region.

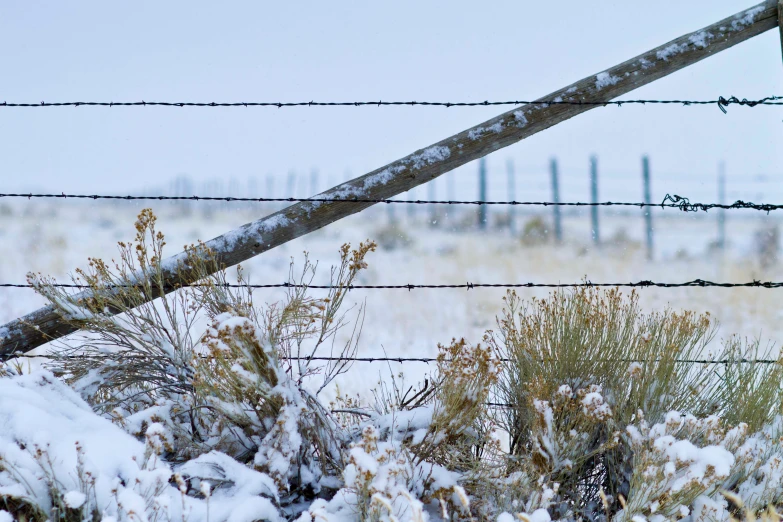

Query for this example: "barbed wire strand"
[5,279,783,290]
[1,95,781,113]
[0,193,779,213]
[7,354,777,365]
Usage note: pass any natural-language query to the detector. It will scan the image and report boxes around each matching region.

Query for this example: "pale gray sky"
[1,0,781,203]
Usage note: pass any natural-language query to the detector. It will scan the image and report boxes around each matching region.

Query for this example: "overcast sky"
[1,0,781,203]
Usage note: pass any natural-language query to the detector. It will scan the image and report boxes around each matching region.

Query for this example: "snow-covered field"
[2,199,782,400]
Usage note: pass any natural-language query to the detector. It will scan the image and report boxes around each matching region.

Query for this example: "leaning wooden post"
[590,155,600,245]
[642,156,654,260]
[2,1,777,358]
[550,158,563,243]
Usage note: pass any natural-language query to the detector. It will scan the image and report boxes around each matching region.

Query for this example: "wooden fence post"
[550,158,563,243]
[590,155,600,245]
[2,1,776,358]
[642,156,654,260]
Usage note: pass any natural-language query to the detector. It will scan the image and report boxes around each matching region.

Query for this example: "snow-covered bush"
[485,287,783,521]
[4,210,783,521]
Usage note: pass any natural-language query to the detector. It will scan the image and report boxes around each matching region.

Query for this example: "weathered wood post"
[550,158,563,243]
[507,159,516,233]
[642,156,654,260]
[478,158,488,229]
[590,155,600,245]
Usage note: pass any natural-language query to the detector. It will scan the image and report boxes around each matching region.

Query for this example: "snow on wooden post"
[1,0,778,359]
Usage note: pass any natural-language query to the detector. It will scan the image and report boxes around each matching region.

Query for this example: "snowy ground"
[2,199,782,402]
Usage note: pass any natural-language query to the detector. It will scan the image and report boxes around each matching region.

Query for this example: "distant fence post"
[310,169,319,196]
[286,171,296,202]
[642,156,654,260]
[507,159,516,233]
[479,158,488,229]
[550,158,563,243]
[428,179,437,225]
[265,174,274,210]
[388,195,397,223]
[407,187,416,221]
[248,176,258,211]
[718,162,726,250]
[590,155,599,244]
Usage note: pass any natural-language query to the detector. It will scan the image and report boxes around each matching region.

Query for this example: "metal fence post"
[507,159,516,233]
[642,156,654,260]
[590,155,599,244]
[718,162,726,250]
[550,158,562,243]
[479,158,488,229]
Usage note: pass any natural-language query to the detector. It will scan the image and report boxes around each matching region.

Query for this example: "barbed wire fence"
[3,91,783,365]
[0,192,779,212]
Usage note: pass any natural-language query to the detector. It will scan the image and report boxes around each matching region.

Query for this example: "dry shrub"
[485,287,783,519]
[520,216,550,246]
[413,339,499,468]
[373,223,413,251]
[755,224,779,269]
[28,209,375,488]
